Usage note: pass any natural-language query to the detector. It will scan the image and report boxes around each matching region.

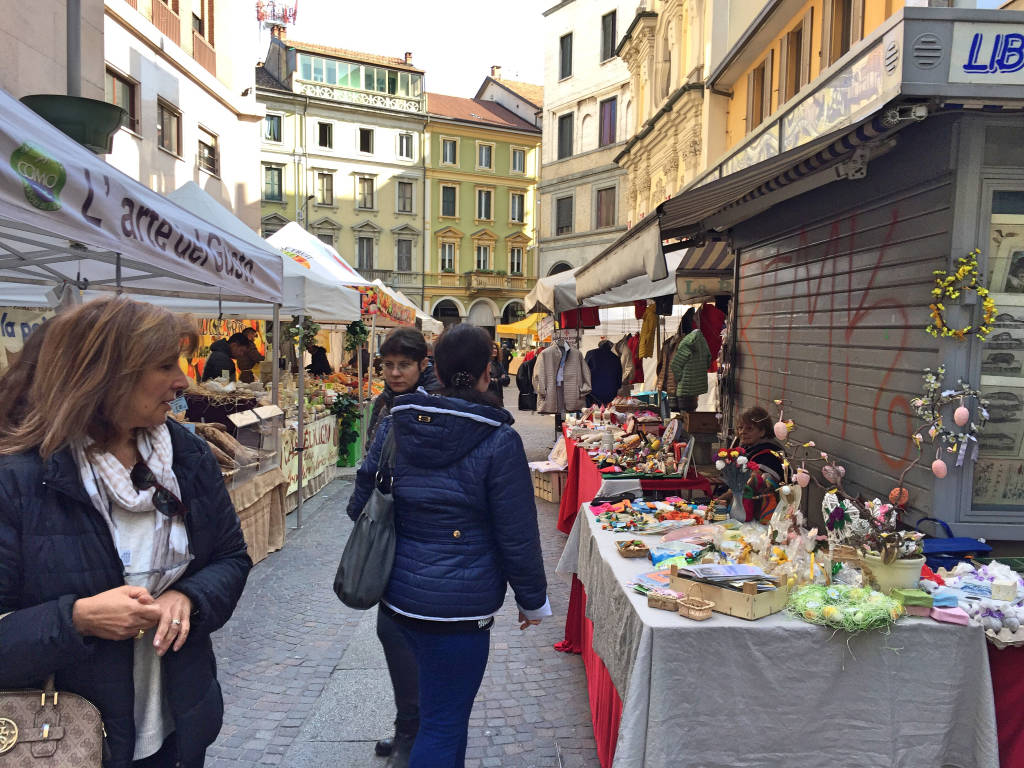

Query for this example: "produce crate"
[669,565,788,621]
[532,470,567,503]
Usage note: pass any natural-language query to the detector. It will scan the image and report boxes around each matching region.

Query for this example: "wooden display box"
[532,470,567,503]
[682,412,720,434]
[669,565,788,620]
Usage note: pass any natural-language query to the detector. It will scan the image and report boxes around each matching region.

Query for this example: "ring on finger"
[171,618,182,626]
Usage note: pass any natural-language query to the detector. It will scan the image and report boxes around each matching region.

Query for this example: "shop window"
[975,187,1024,509]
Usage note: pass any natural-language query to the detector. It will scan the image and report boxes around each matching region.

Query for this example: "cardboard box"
[682,412,720,434]
[532,470,567,503]
[669,565,788,620]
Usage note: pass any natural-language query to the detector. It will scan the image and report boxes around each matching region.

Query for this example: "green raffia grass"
[787,584,903,632]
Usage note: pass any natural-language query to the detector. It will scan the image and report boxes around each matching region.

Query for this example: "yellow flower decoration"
[926,249,997,341]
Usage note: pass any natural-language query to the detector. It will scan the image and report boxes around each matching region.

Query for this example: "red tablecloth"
[989,645,1024,768]
[555,430,713,534]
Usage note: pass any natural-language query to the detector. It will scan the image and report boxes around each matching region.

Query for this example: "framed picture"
[663,417,681,446]
[988,215,1024,294]
[978,387,1024,458]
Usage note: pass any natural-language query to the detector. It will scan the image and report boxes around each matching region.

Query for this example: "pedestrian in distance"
[0,296,252,768]
[347,323,550,768]
[487,342,510,407]
[351,326,440,766]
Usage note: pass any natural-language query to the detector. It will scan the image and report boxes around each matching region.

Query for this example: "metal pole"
[295,313,305,529]
[67,0,81,97]
[368,314,376,403]
[271,303,280,405]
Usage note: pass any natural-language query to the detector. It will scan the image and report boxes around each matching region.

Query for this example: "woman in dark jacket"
[349,324,549,768]
[0,297,251,768]
[487,342,508,406]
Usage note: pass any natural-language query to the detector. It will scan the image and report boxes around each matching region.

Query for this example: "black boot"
[374,737,393,757]
[384,732,414,768]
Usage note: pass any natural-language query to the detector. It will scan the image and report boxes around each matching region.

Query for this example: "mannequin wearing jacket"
[533,340,591,414]
[670,327,711,411]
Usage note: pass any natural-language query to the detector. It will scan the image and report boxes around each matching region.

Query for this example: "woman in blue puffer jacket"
[348,323,550,768]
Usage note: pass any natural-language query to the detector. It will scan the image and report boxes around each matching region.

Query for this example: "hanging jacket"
[347,392,549,621]
[533,343,591,413]
[670,329,711,397]
[516,355,537,394]
[700,303,728,373]
[627,334,644,384]
[657,334,683,399]
[613,335,634,396]
[0,420,251,768]
[586,344,623,406]
[638,304,657,359]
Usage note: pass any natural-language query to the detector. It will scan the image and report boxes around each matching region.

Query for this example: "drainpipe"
[67,0,81,97]
[420,118,427,312]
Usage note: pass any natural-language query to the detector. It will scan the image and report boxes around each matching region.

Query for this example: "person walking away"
[354,326,441,766]
[348,324,550,768]
[0,296,251,767]
[487,343,509,407]
[201,332,249,382]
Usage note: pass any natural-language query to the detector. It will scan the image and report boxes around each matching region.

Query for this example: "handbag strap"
[374,426,397,494]
[915,516,954,538]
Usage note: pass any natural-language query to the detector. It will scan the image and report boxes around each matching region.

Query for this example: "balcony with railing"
[152,0,180,45]
[192,31,216,77]
[422,272,530,292]
[359,269,423,292]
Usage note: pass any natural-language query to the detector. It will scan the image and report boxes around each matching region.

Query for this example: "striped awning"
[674,240,734,302]
[675,240,732,273]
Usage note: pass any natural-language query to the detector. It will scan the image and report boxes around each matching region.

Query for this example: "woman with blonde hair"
[0,296,251,768]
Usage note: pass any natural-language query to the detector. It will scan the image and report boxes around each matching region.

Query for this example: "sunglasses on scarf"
[130,462,188,518]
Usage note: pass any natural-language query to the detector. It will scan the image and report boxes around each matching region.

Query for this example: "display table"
[555,504,999,768]
[230,468,287,565]
[556,429,713,536]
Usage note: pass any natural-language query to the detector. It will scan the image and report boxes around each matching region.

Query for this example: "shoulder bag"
[333,427,397,610]
[0,672,104,766]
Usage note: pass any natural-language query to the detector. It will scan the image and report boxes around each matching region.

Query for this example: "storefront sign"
[782,44,887,152]
[950,23,1024,85]
[357,285,415,325]
[281,412,338,494]
[675,274,733,302]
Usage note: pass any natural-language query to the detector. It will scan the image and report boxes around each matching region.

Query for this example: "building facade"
[538,0,633,277]
[257,32,428,306]
[475,66,544,128]
[102,0,264,227]
[424,93,541,331]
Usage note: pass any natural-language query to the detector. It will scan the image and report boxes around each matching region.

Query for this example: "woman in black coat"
[0,297,251,768]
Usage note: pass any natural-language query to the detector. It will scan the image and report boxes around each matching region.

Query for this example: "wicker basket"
[678,596,715,621]
[647,592,681,611]
[616,541,649,558]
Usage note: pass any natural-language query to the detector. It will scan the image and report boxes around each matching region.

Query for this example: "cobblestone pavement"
[207,389,599,767]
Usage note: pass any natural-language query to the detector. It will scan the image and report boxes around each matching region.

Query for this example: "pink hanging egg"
[773,421,789,441]
[932,459,948,479]
[795,469,811,488]
[954,406,970,427]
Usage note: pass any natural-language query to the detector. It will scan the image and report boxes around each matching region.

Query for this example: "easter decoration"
[925,248,997,342]
[787,583,903,632]
[716,446,751,522]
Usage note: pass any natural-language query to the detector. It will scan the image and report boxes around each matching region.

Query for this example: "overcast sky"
[285,0,550,97]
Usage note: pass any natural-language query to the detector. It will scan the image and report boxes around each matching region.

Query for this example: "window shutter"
[800,8,813,87]
[821,0,834,69]
[762,49,774,120]
[851,0,865,45]
[778,34,790,104]
[745,70,755,132]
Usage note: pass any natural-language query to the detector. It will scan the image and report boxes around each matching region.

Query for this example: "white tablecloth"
[560,505,1000,768]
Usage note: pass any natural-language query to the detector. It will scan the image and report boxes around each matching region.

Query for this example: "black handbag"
[333,427,397,610]
[518,392,537,411]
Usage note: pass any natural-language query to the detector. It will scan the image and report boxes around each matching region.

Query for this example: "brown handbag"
[0,675,105,766]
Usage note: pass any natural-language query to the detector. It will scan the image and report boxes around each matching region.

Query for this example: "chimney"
[491,65,502,79]
[270,24,285,39]
[405,52,413,65]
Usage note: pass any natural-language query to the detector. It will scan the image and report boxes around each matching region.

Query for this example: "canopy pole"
[656,313,662,408]
[67,0,81,97]
[368,314,376,404]
[271,304,280,406]
[295,313,305,529]
[115,253,122,294]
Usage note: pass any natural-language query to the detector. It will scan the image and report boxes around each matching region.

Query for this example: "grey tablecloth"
[563,505,1000,768]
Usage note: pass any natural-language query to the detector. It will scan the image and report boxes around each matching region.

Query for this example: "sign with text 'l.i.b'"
[950,23,1024,85]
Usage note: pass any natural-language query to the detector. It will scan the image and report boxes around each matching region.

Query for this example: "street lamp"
[301,194,314,231]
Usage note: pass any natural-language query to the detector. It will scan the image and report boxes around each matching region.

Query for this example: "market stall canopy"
[359,279,416,326]
[167,183,359,322]
[574,114,899,303]
[525,268,580,315]
[579,248,687,309]
[267,222,370,288]
[496,312,545,336]
[673,240,734,303]
[389,287,442,334]
[0,88,283,303]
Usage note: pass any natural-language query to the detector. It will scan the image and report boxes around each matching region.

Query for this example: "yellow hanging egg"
[822,605,841,622]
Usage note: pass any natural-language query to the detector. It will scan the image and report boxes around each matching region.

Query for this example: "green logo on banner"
[11,144,66,211]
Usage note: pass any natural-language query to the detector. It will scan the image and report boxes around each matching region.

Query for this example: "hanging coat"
[670,329,711,397]
[533,343,592,413]
[627,334,644,384]
[613,335,634,396]
[700,303,728,373]
[638,304,657,358]
[586,345,623,406]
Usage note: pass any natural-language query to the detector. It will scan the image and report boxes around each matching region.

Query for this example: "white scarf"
[72,423,192,596]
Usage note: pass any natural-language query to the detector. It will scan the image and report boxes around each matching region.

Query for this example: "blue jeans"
[397,624,490,768]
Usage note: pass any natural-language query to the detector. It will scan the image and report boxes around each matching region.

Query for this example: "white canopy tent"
[268,222,370,289]
[0,88,283,303]
[524,268,580,315]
